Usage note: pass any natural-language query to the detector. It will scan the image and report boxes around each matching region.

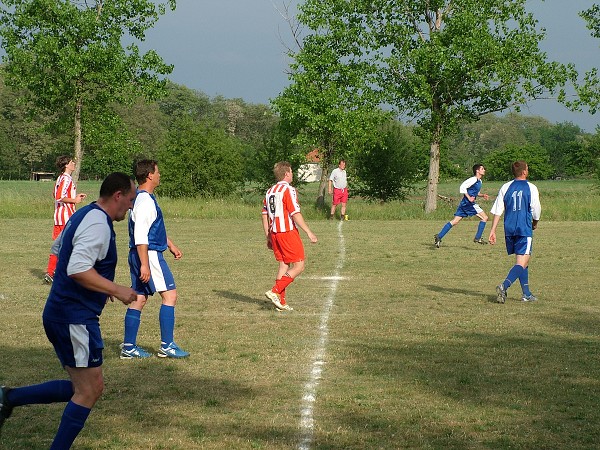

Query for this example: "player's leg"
[435,215,462,246]
[496,238,531,303]
[340,189,349,220]
[121,295,151,359]
[50,366,103,449]
[474,210,488,243]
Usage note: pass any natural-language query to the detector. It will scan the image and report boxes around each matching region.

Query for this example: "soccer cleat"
[0,386,13,432]
[265,290,284,310]
[120,344,152,359]
[496,285,507,304]
[521,294,538,302]
[434,234,442,248]
[343,214,349,221]
[473,237,487,245]
[278,304,294,311]
[157,342,190,359]
[43,273,53,284]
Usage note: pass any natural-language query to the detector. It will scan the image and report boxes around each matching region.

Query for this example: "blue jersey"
[491,179,541,237]
[128,190,168,251]
[43,203,117,324]
[457,176,482,209]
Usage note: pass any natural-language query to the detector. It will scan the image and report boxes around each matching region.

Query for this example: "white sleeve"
[490,181,511,216]
[459,176,477,194]
[67,210,111,275]
[131,193,157,246]
[529,182,541,220]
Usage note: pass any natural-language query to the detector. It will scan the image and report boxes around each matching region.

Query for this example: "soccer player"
[489,160,541,303]
[0,173,137,448]
[120,159,189,359]
[263,161,318,311]
[44,155,87,283]
[434,164,489,248]
[328,159,349,220]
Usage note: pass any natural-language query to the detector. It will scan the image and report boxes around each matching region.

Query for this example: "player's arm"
[136,244,151,283]
[291,212,318,243]
[328,179,333,195]
[488,214,502,245]
[261,213,272,249]
[167,237,182,260]
[71,269,136,305]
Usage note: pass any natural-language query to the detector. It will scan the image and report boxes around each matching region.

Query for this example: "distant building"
[298,149,322,182]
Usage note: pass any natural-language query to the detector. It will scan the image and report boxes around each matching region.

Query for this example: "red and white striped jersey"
[53,173,76,226]
[262,181,301,233]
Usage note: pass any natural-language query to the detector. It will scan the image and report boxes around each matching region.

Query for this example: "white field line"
[298,220,346,450]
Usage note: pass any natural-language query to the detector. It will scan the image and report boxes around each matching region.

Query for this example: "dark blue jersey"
[43,203,117,323]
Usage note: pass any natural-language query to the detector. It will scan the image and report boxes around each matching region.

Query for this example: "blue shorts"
[43,319,104,368]
[505,236,533,256]
[454,202,484,218]
[129,249,176,295]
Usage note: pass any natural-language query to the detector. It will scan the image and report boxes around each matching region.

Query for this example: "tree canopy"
[297,0,577,211]
[0,0,176,180]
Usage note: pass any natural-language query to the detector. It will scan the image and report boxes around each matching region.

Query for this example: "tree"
[272,4,386,207]
[575,4,600,113]
[299,0,576,211]
[0,0,176,180]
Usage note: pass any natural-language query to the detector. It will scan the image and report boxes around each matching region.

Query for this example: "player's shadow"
[213,290,272,310]
[423,284,497,303]
[29,268,49,282]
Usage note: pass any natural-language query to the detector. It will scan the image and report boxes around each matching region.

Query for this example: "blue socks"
[7,380,73,407]
[50,401,91,450]
[125,305,177,347]
[123,308,142,347]
[519,266,532,296]
[159,304,175,345]
[502,265,525,291]
[438,222,453,239]
[475,221,486,240]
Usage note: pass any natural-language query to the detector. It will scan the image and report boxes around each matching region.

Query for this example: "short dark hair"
[472,164,484,175]
[133,159,158,185]
[99,172,134,198]
[56,155,72,173]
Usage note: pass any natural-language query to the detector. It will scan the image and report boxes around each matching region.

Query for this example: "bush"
[157,117,244,197]
[484,144,553,180]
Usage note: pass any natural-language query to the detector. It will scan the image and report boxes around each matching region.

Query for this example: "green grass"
[0,180,599,449]
[1,178,599,220]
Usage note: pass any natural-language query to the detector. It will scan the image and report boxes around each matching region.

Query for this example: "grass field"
[0,180,599,449]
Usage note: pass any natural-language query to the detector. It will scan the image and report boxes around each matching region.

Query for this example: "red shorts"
[271,229,305,264]
[52,224,65,240]
[332,188,348,205]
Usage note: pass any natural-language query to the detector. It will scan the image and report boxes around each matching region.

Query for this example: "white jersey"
[329,168,347,189]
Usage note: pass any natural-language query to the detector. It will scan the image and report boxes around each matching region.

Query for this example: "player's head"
[56,155,74,173]
[338,159,346,169]
[472,164,485,175]
[100,172,135,198]
[133,159,159,185]
[512,160,528,178]
[273,161,292,182]
[99,172,136,221]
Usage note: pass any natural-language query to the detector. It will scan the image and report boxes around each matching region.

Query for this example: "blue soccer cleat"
[157,342,190,359]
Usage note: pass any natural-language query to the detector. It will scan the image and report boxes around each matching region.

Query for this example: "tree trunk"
[424,123,442,213]
[72,97,83,182]
[316,165,329,208]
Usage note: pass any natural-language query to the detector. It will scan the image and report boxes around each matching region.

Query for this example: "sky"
[137,0,599,132]
[0,1,597,132]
